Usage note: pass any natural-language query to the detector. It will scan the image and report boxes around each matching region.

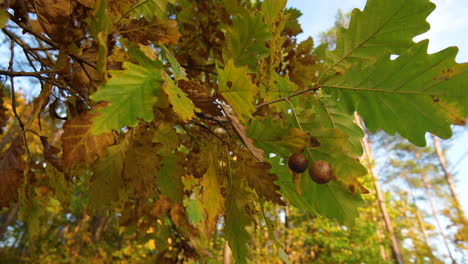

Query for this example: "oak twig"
[255,85,320,108]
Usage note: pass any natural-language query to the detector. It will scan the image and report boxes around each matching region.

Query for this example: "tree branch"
[8,13,97,69]
[255,85,320,108]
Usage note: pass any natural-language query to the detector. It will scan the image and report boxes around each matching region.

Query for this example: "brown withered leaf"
[221,105,265,162]
[34,0,75,44]
[76,0,94,8]
[179,80,221,116]
[150,195,172,218]
[0,138,25,207]
[40,136,63,172]
[238,152,284,205]
[0,88,8,134]
[61,108,114,169]
[170,204,197,235]
[120,18,181,45]
[70,45,101,99]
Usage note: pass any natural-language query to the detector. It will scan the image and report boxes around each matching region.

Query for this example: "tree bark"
[356,114,405,264]
[223,242,232,264]
[421,172,457,264]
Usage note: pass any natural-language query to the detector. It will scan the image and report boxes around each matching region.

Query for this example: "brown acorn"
[309,160,336,184]
[288,153,309,173]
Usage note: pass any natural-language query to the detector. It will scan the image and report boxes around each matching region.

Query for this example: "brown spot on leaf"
[310,136,320,147]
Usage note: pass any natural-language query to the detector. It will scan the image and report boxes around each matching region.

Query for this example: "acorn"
[288,153,309,173]
[309,160,336,184]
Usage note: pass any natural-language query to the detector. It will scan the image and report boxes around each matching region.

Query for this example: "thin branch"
[192,121,226,143]
[0,69,66,89]
[256,86,320,108]
[195,111,228,123]
[0,70,56,77]
[7,39,25,132]
[2,28,43,63]
[8,13,97,69]
[0,202,20,238]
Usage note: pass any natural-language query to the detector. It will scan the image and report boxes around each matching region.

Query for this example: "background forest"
[0,0,468,263]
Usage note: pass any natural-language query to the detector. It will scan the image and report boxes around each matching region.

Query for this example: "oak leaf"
[0,138,25,207]
[238,152,284,205]
[88,144,125,210]
[218,60,259,123]
[123,126,160,198]
[0,88,8,134]
[34,0,75,44]
[200,152,224,237]
[120,18,181,45]
[62,109,114,169]
[225,165,251,264]
[40,136,63,172]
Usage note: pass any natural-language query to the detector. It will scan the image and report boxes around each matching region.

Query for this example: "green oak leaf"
[89,0,112,76]
[89,144,125,210]
[297,96,364,156]
[130,0,176,21]
[125,41,163,69]
[247,117,310,158]
[162,74,197,122]
[225,169,251,264]
[157,155,184,203]
[323,0,435,81]
[260,73,299,111]
[268,156,363,225]
[261,0,287,24]
[259,198,291,264]
[185,198,204,225]
[90,62,163,135]
[223,9,271,72]
[323,40,468,146]
[152,123,180,154]
[161,44,187,80]
[218,60,258,123]
[268,156,317,214]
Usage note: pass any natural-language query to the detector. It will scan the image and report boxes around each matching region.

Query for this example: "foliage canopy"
[0,0,467,262]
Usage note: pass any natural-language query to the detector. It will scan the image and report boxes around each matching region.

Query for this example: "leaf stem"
[256,85,319,108]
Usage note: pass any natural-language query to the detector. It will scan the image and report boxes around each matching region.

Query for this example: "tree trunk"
[431,135,467,219]
[420,172,457,264]
[374,205,390,261]
[356,114,405,264]
[223,242,232,264]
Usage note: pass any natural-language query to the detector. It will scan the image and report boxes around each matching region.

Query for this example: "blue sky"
[285,0,468,260]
